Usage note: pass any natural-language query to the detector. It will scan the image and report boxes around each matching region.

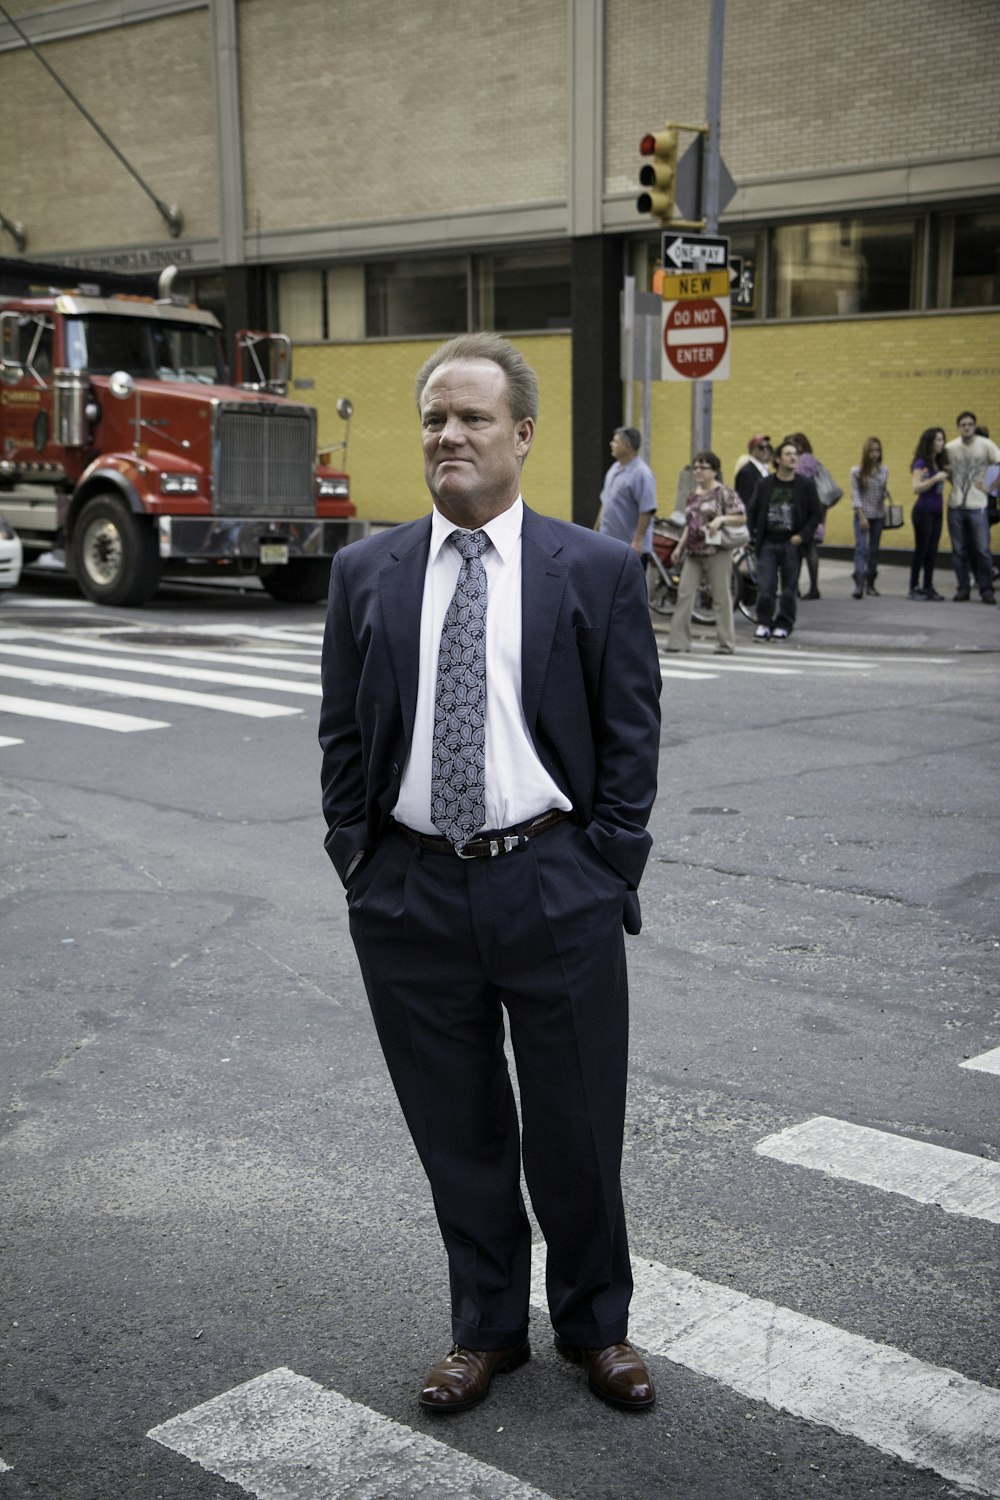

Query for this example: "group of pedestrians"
[592,412,998,656]
[847,412,998,606]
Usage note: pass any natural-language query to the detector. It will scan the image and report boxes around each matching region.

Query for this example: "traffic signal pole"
[691,0,726,454]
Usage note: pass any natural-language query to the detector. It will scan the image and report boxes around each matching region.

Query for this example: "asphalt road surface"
[1,573,998,1500]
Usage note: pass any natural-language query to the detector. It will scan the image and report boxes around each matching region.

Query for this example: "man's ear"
[515,417,535,460]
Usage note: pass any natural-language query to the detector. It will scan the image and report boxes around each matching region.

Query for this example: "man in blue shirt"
[594,427,657,555]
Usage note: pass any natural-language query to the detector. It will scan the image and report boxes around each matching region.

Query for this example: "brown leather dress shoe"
[555,1335,655,1409]
[418,1341,530,1413]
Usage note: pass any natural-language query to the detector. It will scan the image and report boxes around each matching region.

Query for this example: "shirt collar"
[430,496,523,565]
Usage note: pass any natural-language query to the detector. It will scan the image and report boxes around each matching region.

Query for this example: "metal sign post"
[691,0,726,456]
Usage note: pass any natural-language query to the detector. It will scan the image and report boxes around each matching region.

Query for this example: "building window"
[365,257,469,338]
[478,248,571,331]
[948,210,1000,308]
[770,217,917,318]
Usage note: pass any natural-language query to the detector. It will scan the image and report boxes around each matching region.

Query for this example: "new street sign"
[662,232,730,271]
[661,262,731,383]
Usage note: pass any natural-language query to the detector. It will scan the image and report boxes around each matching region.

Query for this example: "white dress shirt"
[393,497,572,835]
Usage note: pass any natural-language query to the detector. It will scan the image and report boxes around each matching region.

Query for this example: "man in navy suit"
[319,334,661,1414]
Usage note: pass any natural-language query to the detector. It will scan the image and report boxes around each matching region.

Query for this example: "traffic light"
[637,126,679,225]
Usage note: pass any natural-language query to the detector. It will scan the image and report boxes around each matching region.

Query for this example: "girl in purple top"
[908,427,948,600]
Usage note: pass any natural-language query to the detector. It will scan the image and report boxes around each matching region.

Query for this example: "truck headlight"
[317,477,349,498]
[160,473,200,495]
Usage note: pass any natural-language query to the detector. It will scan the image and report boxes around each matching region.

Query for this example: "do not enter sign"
[661,295,730,382]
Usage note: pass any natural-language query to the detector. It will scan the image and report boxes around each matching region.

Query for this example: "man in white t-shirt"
[945,411,998,603]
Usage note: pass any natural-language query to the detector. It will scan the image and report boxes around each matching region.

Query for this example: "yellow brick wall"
[648,311,1000,550]
[294,334,572,525]
[297,313,999,548]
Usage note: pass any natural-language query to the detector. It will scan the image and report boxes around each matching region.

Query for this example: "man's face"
[420,358,534,526]
[610,431,633,463]
[776,443,799,477]
[752,441,771,463]
[958,415,976,441]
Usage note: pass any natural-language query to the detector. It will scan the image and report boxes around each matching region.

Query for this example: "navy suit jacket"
[319,505,662,930]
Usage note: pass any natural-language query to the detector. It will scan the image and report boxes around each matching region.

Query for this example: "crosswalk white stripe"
[755,1115,1000,1224]
[148,1366,554,1500]
[660,657,802,676]
[0,643,321,696]
[183,623,324,648]
[0,1454,10,1472]
[0,693,167,732]
[659,667,717,680]
[0,595,94,609]
[0,734,24,747]
[960,1046,1000,1076]
[0,663,299,718]
[528,1246,1000,1496]
[1,631,321,675]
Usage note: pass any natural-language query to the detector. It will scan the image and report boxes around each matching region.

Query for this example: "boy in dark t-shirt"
[746,439,821,639]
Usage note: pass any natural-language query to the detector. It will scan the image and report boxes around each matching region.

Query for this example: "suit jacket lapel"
[381,515,431,739]
[520,506,567,733]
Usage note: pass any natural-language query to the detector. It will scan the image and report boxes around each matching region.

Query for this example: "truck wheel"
[260,558,332,604]
[71,494,162,606]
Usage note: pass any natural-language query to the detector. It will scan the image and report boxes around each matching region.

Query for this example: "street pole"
[691,0,725,455]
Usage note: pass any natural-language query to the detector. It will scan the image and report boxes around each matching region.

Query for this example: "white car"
[0,514,23,590]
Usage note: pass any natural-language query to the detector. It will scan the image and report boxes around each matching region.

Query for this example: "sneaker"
[953,590,970,601]
[754,625,771,640]
[771,626,790,639]
[804,589,821,600]
[907,587,926,600]
[983,592,997,605]
[865,582,880,596]
[713,645,734,655]
[924,588,944,601]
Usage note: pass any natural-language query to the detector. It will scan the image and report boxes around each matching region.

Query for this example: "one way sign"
[662,232,730,271]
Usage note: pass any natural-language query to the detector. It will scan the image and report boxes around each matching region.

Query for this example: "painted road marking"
[0,643,321,696]
[0,734,24,747]
[532,1245,1000,1496]
[0,595,94,609]
[0,663,298,718]
[149,1366,554,1500]
[3,630,321,675]
[183,623,325,648]
[0,693,167,732]
[755,1115,1000,1224]
[961,1046,1000,1076]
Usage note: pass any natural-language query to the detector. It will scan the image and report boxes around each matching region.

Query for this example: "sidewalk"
[655,558,999,655]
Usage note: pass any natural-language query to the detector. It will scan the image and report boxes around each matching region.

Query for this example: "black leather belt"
[390,809,570,859]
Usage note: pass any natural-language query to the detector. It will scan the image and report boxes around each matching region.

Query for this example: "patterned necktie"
[431,529,489,849]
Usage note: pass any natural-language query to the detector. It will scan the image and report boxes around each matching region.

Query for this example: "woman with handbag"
[908,427,948,600]
[850,437,890,599]
[665,450,747,655]
[790,432,840,600]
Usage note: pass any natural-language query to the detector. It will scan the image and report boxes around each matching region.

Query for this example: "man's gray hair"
[415,333,539,423]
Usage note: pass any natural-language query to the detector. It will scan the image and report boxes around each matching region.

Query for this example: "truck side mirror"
[108,370,135,399]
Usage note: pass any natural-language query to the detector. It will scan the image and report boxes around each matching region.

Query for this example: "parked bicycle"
[646,515,716,624]
[731,543,759,623]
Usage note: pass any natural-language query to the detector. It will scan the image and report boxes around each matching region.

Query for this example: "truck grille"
[213,403,316,516]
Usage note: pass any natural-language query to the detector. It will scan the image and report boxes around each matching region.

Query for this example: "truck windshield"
[65,315,225,384]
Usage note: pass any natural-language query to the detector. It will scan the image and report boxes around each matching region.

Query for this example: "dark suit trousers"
[346,817,633,1351]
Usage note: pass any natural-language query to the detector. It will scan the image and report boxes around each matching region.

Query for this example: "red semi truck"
[0,264,364,605]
